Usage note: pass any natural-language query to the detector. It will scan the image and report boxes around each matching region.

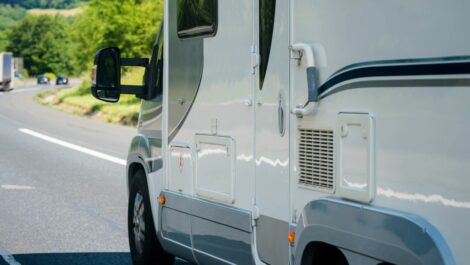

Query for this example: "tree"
[71,0,163,73]
[7,15,76,75]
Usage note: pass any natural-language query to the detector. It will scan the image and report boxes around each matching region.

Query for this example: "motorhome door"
[254,1,290,264]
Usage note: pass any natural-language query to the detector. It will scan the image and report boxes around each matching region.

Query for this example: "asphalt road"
[0,84,187,265]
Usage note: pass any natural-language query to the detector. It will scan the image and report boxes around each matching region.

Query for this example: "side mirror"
[91,47,150,103]
[91,47,121,103]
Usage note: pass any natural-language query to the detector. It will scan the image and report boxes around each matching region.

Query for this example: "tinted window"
[259,0,276,89]
[177,0,217,39]
[154,27,164,97]
[144,23,164,100]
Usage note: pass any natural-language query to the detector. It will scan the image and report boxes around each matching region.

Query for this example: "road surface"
[0,84,187,265]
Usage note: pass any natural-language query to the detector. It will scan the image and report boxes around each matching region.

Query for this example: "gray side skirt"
[158,191,255,265]
[294,197,455,265]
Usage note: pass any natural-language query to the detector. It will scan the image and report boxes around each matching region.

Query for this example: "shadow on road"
[12,252,132,265]
[1,252,191,265]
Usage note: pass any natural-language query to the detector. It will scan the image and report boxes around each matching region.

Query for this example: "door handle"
[289,43,318,118]
[278,91,285,136]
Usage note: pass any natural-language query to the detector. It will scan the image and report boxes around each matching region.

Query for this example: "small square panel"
[337,113,375,203]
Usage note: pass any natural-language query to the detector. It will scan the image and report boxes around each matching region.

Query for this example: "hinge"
[251,197,260,226]
[289,45,303,66]
[251,45,260,74]
[252,205,260,226]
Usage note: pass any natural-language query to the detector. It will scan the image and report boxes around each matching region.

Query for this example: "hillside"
[0,0,85,9]
[0,4,25,31]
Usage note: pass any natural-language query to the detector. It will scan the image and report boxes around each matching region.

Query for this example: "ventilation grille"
[298,129,335,192]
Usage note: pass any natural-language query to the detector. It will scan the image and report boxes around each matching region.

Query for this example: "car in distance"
[56,76,69,85]
[37,75,50,85]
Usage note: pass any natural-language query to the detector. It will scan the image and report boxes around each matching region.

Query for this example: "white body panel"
[165,0,256,212]
[289,1,470,264]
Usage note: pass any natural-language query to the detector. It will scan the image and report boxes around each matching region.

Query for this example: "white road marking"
[1,184,35,190]
[0,92,4,96]
[0,245,21,265]
[19,128,126,166]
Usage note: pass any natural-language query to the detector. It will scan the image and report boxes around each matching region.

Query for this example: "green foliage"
[0,4,26,31]
[71,0,163,72]
[21,68,29,78]
[0,4,27,50]
[6,15,77,75]
[44,72,57,80]
[0,0,85,9]
[1,0,162,77]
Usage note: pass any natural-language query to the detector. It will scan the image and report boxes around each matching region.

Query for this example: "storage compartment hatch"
[194,135,235,203]
[337,113,375,203]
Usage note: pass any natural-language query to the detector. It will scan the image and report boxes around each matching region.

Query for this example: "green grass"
[36,68,145,126]
[37,78,141,126]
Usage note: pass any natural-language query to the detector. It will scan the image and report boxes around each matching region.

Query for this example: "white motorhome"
[0,52,14,91]
[91,1,470,264]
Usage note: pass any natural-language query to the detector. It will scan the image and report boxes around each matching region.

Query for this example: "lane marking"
[0,245,21,265]
[19,128,126,166]
[1,185,35,190]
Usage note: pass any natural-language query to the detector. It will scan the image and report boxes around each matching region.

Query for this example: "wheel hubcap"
[133,192,145,254]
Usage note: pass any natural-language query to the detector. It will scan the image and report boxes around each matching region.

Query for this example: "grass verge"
[35,80,141,126]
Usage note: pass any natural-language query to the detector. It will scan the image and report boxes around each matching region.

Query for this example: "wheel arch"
[293,197,455,265]
[126,134,153,194]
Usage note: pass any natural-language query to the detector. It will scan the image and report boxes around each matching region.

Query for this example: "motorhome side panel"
[128,0,470,264]
[159,1,257,264]
[290,1,470,264]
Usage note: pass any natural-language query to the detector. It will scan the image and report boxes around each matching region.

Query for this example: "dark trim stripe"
[330,55,470,79]
[319,57,470,97]
[320,78,470,99]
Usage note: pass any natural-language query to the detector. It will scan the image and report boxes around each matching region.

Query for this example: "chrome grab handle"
[289,43,318,118]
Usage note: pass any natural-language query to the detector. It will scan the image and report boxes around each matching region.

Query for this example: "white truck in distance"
[0,52,14,91]
[91,1,469,265]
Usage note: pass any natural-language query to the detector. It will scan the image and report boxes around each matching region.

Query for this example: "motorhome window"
[259,0,276,90]
[154,29,164,97]
[177,0,217,39]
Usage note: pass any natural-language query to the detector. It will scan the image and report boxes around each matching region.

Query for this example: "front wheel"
[128,170,174,265]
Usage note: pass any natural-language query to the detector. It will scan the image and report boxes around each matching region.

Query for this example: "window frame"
[176,0,218,39]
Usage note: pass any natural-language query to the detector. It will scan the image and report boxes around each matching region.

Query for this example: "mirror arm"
[120,58,150,99]
[121,85,145,98]
[121,58,149,67]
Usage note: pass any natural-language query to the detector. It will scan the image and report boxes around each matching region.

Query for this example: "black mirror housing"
[91,47,151,103]
[91,47,122,103]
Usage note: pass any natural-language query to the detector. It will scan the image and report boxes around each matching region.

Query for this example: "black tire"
[128,170,174,265]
